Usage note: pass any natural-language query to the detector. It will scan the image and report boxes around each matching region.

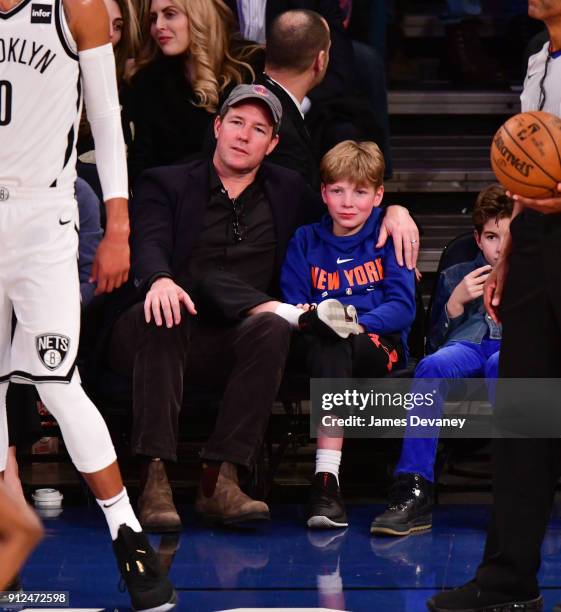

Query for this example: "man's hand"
[144,277,197,327]
[91,232,130,294]
[484,258,509,324]
[376,205,419,269]
[510,184,561,215]
[446,265,492,319]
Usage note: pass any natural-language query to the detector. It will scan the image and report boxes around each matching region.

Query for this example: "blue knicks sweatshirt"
[281,208,416,363]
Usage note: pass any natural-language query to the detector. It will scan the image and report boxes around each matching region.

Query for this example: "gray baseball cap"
[220,84,283,134]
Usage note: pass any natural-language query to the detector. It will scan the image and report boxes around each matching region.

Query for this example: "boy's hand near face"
[446,265,492,319]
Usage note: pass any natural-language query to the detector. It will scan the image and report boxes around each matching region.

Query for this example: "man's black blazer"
[254,73,318,189]
[130,158,323,295]
[85,159,321,386]
[225,0,354,102]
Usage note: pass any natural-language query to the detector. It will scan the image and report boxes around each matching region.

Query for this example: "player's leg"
[429,305,559,610]
[10,200,176,611]
[476,309,561,596]
[4,447,25,503]
[0,247,32,594]
[4,384,43,505]
[32,362,177,612]
[0,480,43,590]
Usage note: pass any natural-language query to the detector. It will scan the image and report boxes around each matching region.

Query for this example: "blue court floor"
[12,504,561,611]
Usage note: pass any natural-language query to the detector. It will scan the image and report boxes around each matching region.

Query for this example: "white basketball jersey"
[0,0,81,191]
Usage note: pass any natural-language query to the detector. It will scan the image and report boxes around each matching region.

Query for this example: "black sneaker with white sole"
[299,299,361,339]
[427,580,543,611]
[370,473,433,536]
[113,524,178,612]
[307,472,348,529]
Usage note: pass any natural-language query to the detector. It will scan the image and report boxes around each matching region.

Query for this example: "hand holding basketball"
[491,111,561,200]
[509,183,561,215]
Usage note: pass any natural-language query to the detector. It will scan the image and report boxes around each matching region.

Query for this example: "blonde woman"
[125,0,261,182]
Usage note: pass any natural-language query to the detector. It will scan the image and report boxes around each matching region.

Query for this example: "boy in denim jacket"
[371,184,513,537]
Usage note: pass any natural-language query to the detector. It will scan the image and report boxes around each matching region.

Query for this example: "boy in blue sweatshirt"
[281,140,416,529]
[370,184,513,537]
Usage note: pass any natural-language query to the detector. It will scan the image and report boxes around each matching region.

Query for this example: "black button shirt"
[187,164,277,292]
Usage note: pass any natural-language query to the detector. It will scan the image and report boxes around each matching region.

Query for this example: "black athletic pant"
[108,303,291,466]
[475,211,561,598]
[7,383,42,448]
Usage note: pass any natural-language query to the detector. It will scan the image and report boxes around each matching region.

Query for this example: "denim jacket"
[427,252,502,354]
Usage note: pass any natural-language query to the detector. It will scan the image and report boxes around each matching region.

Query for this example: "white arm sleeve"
[79,43,128,201]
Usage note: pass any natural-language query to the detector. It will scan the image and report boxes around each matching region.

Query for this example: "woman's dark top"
[123,55,215,186]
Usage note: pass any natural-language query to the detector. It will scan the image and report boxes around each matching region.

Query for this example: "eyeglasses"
[231,199,247,242]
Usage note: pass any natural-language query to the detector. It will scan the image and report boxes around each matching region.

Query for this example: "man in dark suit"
[108,85,326,532]
[225,0,354,102]
[254,9,330,188]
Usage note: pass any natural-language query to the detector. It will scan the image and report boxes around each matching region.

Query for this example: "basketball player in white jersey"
[0,0,177,609]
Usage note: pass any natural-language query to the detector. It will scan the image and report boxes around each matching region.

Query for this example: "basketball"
[490,111,561,199]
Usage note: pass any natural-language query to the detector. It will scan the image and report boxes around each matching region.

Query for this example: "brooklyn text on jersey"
[0,38,57,73]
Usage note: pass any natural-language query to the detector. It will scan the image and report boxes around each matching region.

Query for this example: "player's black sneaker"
[298,299,360,339]
[113,524,178,612]
[427,580,543,611]
[307,472,348,529]
[370,473,433,536]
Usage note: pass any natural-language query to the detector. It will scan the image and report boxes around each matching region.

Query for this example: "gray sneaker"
[299,299,361,339]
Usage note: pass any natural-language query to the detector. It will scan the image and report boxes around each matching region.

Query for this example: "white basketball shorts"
[0,185,81,383]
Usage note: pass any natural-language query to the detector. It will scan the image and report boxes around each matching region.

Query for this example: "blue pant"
[394,339,500,482]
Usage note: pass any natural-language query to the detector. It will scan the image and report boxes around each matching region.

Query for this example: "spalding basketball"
[490,111,561,199]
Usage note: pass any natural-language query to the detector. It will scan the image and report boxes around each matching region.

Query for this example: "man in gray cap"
[219,83,284,134]
[107,84,316,529]
[107,84,414,530]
